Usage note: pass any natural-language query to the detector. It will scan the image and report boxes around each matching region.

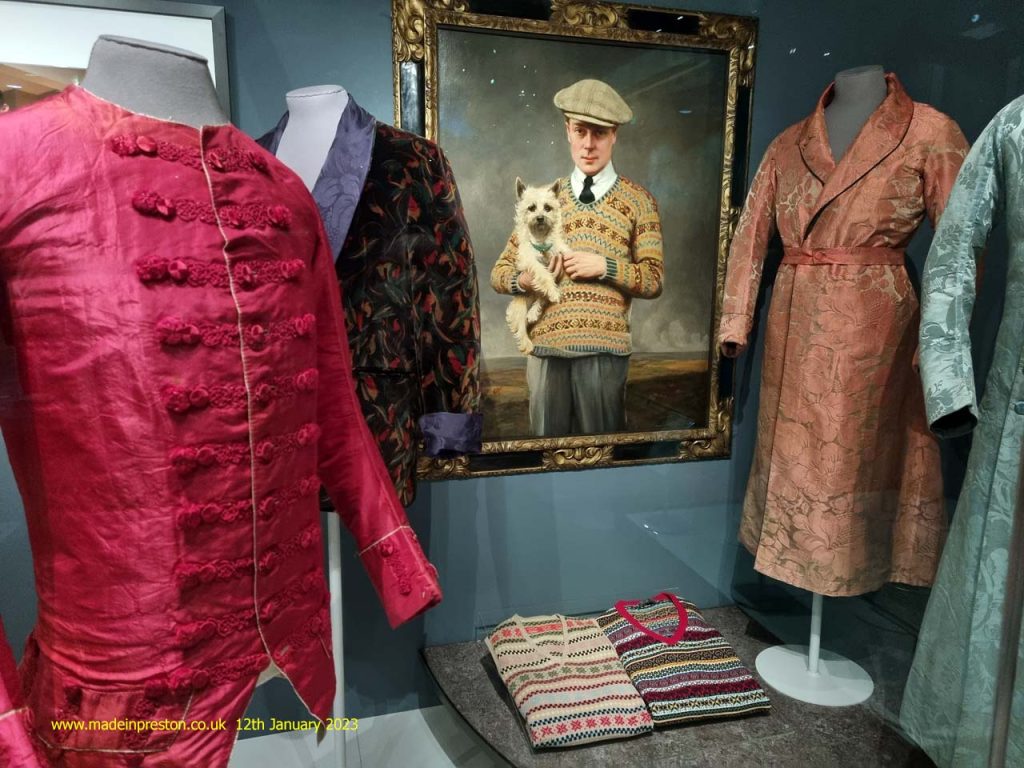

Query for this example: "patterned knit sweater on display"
[596,595,771,726]
[492,176,664,357]
[485,614,653,748]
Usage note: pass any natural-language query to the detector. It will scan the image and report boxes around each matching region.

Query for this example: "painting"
[394,0,757,478]
[0,0,228,115]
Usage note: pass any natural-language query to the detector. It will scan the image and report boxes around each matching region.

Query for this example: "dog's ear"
[515,177,526,200]
[549,179,561,197]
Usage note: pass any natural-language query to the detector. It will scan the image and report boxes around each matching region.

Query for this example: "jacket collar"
[258,94,377,259]
[798,72,914,239]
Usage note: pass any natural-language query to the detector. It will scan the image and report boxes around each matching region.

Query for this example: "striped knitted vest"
[596,595,771,726]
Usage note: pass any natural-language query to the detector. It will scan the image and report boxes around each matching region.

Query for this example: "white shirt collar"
[570,162,617,203]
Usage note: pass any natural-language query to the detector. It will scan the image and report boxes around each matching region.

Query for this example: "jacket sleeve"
[602,193,664,299]
[490,231,521,295]
[919,110,1003,438]
[313,218,442,628]
[413,147,483,457]
[922,114,970,228]
[718,138,779,355]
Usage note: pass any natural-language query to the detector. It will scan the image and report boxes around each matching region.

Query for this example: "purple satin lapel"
[257,97,377,261]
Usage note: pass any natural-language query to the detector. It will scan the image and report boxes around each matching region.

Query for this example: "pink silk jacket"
[0,86,440,767]
[719,74,968,597]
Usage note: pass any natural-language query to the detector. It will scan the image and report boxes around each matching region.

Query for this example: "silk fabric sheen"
[0,86,440,767]
[902,94,1024,768]
[719,74,968,596]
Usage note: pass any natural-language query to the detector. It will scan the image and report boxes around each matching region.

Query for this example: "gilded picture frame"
[393,0,757,479]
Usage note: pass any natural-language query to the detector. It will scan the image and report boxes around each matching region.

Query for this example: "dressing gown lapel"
[798,73,915,242]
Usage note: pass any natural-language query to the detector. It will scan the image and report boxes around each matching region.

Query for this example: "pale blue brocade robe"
[901,95,1024,767]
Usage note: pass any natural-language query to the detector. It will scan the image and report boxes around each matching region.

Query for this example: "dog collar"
[530,241,553,254]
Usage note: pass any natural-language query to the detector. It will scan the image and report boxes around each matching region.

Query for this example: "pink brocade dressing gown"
[0,86,441,767]
[718,74,968,597]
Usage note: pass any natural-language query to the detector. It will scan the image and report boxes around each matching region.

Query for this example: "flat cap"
[554,79,632,127]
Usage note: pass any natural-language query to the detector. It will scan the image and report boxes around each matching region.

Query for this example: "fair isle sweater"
[491,176,664,357]
[485,614,653,748]
[596,595,771,726]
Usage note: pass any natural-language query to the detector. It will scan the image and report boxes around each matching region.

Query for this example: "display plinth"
[756,645,874,707]
[422,606,923,767]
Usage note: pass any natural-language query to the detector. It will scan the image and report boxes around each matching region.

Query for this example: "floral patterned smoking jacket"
[259,96,482,506]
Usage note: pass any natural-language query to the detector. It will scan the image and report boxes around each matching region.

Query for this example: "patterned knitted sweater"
[485,614,653,748]
[492,175,664,357]
[596,594,771,726]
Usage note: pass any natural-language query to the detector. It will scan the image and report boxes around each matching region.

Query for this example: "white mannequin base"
[755,645,874,707]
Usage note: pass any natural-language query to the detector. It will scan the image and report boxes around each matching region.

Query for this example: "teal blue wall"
[1,0,1021,731]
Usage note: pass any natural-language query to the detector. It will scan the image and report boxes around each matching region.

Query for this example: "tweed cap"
[554,79,632,127]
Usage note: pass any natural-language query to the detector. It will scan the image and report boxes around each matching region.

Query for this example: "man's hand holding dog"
[518,249,603,290]
[518,252,563,292]
[563,250,606,280]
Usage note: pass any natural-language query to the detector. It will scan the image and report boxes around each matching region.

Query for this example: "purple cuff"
[418,412,483,456]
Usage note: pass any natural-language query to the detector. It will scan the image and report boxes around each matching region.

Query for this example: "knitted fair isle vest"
[486,613,653,748]
[596,596,771,726]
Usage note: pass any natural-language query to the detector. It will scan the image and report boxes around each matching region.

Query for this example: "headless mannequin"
[276,85,349,189]
[824,65,887,161]
[721,64,886,360]
[81,35,227,127]
[83,36,289,689]
[731,66,885,706]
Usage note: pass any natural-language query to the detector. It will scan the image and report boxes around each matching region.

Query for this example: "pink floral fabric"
[719,74,968,596]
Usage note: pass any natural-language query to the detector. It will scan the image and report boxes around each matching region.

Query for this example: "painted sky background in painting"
[438,28,728,359]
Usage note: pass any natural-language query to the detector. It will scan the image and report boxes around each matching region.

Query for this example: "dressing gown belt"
[782,246,906,266]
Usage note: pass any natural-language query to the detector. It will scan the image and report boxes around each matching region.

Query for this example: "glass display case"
[0,1,1022,766]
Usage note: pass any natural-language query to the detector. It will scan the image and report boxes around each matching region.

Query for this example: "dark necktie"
[579,175,595,204]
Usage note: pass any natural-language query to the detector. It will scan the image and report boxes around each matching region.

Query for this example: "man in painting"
[491,78,664,437]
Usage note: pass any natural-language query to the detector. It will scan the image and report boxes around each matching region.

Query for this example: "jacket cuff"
[419,412,483,456]
[0,709,40,768]
[358,525,442,629]
[0,619,42,768]
[602,255,630,291]
[926,389,979,439]
[717,312,751,353]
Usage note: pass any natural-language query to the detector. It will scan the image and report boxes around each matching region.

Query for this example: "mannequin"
[259,85,483,508]
[81,35,227,126]
[1,33,445,765]
[274,84,350,768]
[277,85,349,188]
[750,67,890,707]
[84,37,304,694]
[721,64,887,361]
[726,66,910,707]
[824,65,887,161]
[85,34,284,688]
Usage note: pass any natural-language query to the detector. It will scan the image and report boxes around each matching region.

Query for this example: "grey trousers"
[526,354,629,437]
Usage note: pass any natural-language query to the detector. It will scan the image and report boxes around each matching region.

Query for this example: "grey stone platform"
[422,606,936,768]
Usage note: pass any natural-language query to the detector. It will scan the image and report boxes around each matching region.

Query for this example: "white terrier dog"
[505,178,567,355]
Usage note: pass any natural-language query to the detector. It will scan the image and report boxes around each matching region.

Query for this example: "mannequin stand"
[327,516,345,767]
[754,593,874,706]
